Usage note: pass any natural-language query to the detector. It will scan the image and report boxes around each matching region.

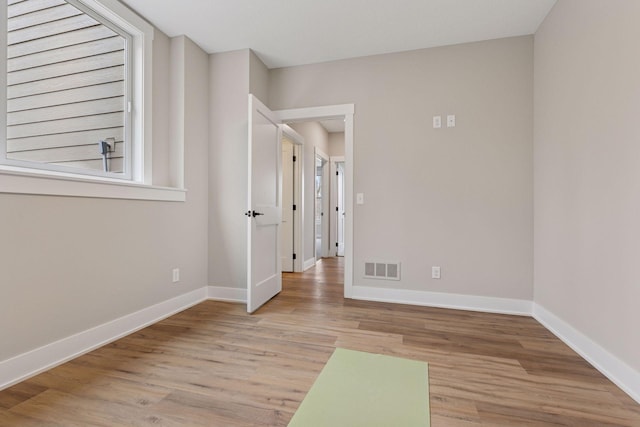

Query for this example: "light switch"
[447,115,456,128]
[433,116,442,129]
[356,193,364,205]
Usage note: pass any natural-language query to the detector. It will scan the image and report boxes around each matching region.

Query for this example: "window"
[2,0,152,183]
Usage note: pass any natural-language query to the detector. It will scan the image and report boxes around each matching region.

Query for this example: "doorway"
[275,104,355,298]
[315,149,329,260]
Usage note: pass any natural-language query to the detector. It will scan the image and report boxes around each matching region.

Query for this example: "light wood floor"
[1,258,639,426]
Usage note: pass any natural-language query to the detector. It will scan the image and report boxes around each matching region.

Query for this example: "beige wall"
[249,50,270,106]
[270,36,534,299]
[290,121,330,262]
[0,32,210,361]
[328,132,345,157]
[152,32,171,187]
[534,0,640,372]
[208,50,250,289]
[208,49,269,289]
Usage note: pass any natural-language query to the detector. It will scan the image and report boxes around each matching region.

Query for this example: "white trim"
[533,304,640,405]
[276,104,355,121]
[0,288,206,391]
[314,147,330,259]
[207,286,247,303]
[0,169,186,201]
[351,286,532,316]
[315,147,329,161]
[275,104,355,299]
[304,257,317,271]
[282,125,305,272]
[344,112,354,298]
[330,156,345,257]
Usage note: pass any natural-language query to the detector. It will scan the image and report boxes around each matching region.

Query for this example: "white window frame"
[0,0,184,201]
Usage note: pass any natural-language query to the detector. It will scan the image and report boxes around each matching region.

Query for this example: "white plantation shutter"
[5,0,127,173]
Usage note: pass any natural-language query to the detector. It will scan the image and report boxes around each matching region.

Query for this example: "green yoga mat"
[288,348,430,427]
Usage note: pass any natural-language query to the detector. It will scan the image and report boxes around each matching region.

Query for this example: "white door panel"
[247,94,282,313]
[255,205,281,226]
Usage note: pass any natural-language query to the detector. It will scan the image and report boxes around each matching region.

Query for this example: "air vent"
[364,262,401,281]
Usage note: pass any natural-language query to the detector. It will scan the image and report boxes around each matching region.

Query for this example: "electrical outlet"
[431,266,441,279]
[433,116,442,129]
[447,115,456,128]
[172,268,180,283]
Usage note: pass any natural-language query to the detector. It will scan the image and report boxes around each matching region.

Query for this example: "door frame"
[330,156,345,257]
[275,104,355,298]
[282,124,305,272]
[314,147,330,260]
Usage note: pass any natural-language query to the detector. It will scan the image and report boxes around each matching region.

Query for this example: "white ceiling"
[121,0,556,69]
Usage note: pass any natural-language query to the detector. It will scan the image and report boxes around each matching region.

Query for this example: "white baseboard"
[303,258,316,271]
[351,286,532,316]
[2,284,638,407]
[532,303,640,405]
[0,287,207,391]
[207,286,247,303]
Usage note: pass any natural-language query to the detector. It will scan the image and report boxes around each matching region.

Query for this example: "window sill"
[0,167,186,202]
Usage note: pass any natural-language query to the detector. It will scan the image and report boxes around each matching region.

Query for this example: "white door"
[315,149,330,259]
[247,94,282,313]
[280,138,295,272]
[337,161,345,256]
[315,155,323,260]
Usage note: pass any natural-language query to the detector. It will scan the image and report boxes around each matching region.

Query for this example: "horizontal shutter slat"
[51,157,123,172]
[8,81,125,112]
[8,25,117,59]
[8,66,124,99]
[8,96,124,125]
[7,112,124,139]
[9,14,98,45]
[8,141,124,163]
[8,0,67,19]
[8,51,124,85]
[6,127,124,152]
[8,36,123,72]
[8,3,82,32]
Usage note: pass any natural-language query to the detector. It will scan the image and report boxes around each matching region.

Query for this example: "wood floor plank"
[0,257,638,426]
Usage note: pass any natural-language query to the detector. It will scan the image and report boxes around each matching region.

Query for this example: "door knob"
[252,210,264,217]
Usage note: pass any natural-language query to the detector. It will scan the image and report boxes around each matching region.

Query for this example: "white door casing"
[274,104,355,298]
[314,148,330,260]
[281,138,295,272]
[337,161,345,256]
[247,94,282,313]
[330,156,345,256]
[282,125,305,272]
